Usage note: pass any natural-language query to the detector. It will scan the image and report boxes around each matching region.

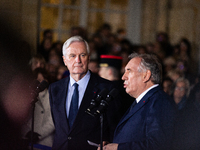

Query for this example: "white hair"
[62,36,90,56]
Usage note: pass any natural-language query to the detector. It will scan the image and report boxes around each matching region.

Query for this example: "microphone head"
[96,88,109,99]
[107,88,118,98]
[95,88,119,115]
[37,80,49,93]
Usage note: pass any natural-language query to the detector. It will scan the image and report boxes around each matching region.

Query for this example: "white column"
[79,0,88,28]
[127,0,142,44]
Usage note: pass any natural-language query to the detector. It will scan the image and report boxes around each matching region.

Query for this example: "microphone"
[85,88,109,116]
[95,88,119,115]
[35,80,49,93]
[31,80,49,102]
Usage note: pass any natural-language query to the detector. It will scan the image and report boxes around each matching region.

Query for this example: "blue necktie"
[68,83,79,128]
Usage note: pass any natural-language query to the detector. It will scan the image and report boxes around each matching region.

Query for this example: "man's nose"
[122,73,126,80]
[75,55,81,62]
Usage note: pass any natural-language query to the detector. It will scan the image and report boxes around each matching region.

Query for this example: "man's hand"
[97,141,109,150]
[97,143,118,150]
[103,143,118,150]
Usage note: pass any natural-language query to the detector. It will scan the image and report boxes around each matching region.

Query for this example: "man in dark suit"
[100,52,177,150]
[48,36,121,150]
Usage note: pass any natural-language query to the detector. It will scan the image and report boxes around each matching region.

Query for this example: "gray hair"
[62,36,90,56]
[129,52,162,84]
[175,77,190,97]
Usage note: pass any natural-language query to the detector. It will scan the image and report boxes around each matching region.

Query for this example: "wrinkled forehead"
[66,42,87,52]
[126,57,141,68]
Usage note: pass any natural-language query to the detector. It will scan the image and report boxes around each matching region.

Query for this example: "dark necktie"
[129,100,137,112]
[68,83,79,128]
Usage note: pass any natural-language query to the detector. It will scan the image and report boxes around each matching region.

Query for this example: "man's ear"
[62,56,67,66]
[143,70,151,83]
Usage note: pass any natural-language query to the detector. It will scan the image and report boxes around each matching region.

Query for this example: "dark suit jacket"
[49,72,121,150]
[173,81,200,150]
[113,86,177,150]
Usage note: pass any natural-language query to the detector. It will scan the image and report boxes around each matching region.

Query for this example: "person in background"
[29,54,46,71]
[99,52,177,150]
[88,59,99,75]
[175,59,195,87]
[162,77,173,95]
[56,65,69,80]
[178,38,191,63]
[98,54,133,116]
[173,79,200,150]
[156,32,173,57]
[116,28,126,42]
[38,29,53,62]
[167,69,182,83]
[49,36,122,150]
[21,68,55,149]
[173,77,190,110]
[99,55,122,81]
[42,29,53,41]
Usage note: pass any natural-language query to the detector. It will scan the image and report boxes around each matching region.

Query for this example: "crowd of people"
[35,23,199,109]
[17,23,200,149]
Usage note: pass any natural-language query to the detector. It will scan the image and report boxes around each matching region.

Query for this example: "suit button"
[68,137,72,140]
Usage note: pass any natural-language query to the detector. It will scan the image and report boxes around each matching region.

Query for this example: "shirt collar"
[70,70,91,86]
[136,84,159,103]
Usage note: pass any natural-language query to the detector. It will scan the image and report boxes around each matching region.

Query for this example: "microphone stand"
[31,102,35,150]
[29,80,48,150]
[100,114,104,150]
[30,94,39,150]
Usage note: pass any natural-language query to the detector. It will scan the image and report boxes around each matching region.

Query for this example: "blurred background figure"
[47,48,63,68]
[175,59,195,87]
[156,31,173,57]
[98,23,112,44]
[178,38,191,63]
[56,65,69,80]
[88,40,98,60]
[42,29,53,41]
[173,78,200,150]
[99,55,122,81]
[167,69,182,83]
[21,68,55,150]
[116,28,126,42]
[134,45,147,54]
[162,77,174,96]
[70,26,88,40]
[88,59,99,75]
[163,56,176,76]
[38,29,53,62]
[29,54,46,72]
[172,77,190,110]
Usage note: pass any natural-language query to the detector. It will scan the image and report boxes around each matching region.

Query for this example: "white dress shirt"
[136,84,159,103]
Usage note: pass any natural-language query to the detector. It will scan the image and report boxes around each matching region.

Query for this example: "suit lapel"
[57,77,71,132]
[69,73,100,132]
[115,86,161,131]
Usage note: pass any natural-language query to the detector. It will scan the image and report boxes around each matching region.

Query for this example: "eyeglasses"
[175,86,186,91]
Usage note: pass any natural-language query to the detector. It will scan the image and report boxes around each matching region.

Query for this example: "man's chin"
[72,70,87,75]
